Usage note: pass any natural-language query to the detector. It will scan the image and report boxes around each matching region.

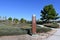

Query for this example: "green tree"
[8,17,12,21]
[13,18,19,24]
[0,16,2,22]
[40,4,60,23]
[8,17,12,23]
[20,18,26,23]
[0,16,1,20]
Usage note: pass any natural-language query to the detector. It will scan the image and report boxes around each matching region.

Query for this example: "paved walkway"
[45,28,60,40]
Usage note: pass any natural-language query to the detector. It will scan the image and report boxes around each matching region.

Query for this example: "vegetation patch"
[36,27,51,33]
[44,23,59,28]
[0,27,27,36]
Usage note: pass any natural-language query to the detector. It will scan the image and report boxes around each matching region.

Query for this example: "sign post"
[32,14,36,34]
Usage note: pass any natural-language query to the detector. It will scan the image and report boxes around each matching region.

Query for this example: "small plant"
[36,27,51,33]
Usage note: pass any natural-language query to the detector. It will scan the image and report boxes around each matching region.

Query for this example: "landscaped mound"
[0,27,27,36]
[44,23,59,28]
[0,23,52,36]
[36,27,51,33]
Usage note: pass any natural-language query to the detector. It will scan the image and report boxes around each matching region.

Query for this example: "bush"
[0,27,27,36]
[44,23,59,28]
[36,27,51,33]
[52,23,59,28]
[24,27,51,33]
[36,21,43,25]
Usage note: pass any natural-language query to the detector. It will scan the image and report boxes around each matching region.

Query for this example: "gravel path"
[0,34,42,40]
[0,34,49,40]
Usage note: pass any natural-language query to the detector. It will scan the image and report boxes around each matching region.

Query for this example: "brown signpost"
[32,14,36,34]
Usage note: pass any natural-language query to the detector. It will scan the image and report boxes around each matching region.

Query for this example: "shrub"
[0,27,27,36]
[36,27,51,33]
[44,23,59,28]
[24,26,51,33]
[52,22,59,28]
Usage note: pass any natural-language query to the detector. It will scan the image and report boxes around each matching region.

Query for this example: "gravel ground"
[0,34,46,40]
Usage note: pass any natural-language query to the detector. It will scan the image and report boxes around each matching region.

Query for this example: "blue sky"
[0,0,60,20]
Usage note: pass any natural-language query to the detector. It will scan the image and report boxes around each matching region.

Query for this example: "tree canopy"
[8,17,12,21]
[40,4,60,23]
[20,18,26,23]
[13,18,19,24]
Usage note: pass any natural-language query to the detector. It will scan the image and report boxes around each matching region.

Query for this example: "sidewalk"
[45,28,60,40]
